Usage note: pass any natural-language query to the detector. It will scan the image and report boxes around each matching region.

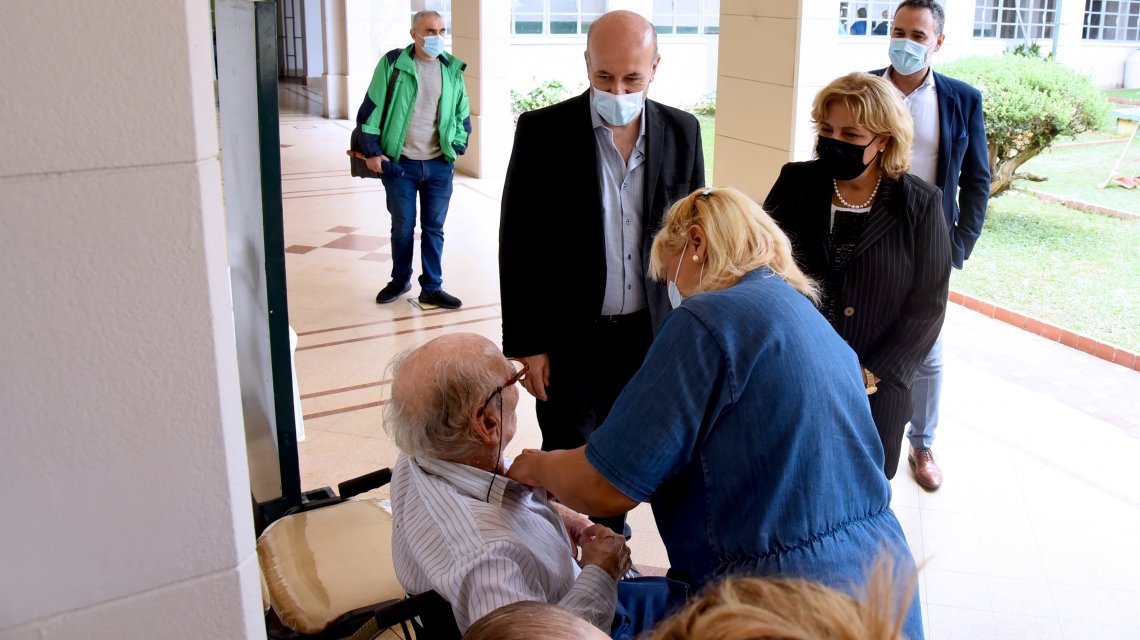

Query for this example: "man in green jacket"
[357,10,470,309]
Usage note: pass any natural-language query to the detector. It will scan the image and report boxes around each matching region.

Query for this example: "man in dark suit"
[499,10,704,536]
[871,0,991,491]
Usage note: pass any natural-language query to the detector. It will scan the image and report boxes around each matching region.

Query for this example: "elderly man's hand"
[578,523,631,581]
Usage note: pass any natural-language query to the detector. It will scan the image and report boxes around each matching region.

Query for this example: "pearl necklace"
[833,173,882,209]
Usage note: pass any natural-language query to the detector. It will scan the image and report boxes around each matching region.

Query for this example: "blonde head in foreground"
[650,561,915,640]
[463,600,609,640]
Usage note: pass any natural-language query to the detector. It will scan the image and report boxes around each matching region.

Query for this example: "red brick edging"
[948,289,1140,372]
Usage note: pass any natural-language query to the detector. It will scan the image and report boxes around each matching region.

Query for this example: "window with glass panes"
[512,0,606,36]
[653,0,720,35]
[838,1,896,36]
[1084,0,1140,41]
[410,0,451,30]
[973,0,1057,39]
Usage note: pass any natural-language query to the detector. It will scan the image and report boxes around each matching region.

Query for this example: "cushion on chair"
[257,499,405,634]
[260,563,271,613]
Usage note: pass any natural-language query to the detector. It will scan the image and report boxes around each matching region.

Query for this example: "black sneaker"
[418,289,462,309]
[375,281,411,304]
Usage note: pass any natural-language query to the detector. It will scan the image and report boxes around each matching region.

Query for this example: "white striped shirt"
[390,454,617,632]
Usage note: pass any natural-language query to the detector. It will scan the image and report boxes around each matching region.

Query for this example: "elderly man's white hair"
[383,334,504,460]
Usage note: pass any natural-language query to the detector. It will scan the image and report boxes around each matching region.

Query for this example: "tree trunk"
[990,145,1048,196]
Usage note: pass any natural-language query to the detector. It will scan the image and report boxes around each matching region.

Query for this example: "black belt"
[595,308,649,324]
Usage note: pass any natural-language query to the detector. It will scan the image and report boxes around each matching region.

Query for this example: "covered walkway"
[280,92,1140,640]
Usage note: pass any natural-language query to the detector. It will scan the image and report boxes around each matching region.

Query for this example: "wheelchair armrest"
[338,467,393,499]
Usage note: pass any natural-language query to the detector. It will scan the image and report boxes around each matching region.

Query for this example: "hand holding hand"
[578,523,632,581]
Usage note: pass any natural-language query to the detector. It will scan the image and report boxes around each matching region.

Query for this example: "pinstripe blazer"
[764,160,950,387]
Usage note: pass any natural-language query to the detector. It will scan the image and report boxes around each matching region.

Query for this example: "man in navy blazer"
[871,0,991,491]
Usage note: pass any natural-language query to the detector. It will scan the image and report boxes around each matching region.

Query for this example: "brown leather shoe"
[908,447,943,491]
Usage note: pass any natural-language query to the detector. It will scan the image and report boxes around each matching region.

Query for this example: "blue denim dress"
[586,268,924,638]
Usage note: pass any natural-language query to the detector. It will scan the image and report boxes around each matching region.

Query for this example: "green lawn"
[1107,87,1140,100]
[951,191,1140,351]
[1018,134,1140,213]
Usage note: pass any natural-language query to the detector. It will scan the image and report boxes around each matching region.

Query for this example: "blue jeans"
[908,334,943,449]
[379,156,454,292]
[610,577,689,640]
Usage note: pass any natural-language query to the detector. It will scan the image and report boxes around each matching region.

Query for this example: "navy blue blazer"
[871,68,991,269]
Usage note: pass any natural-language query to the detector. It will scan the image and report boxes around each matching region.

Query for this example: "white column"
[0,1,262,638]
[714,0,804,201]
[323,0,409,120]
[451,0,514,178]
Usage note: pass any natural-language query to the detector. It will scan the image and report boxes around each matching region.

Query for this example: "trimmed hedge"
[937,54,1111,195]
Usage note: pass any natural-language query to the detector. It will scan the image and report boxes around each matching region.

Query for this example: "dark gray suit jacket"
[499,91,705,358]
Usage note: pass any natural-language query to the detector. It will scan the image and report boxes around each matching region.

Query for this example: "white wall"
[0,1,262,638]
[508,37,719,110]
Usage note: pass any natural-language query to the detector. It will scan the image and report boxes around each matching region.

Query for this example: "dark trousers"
[537,309,653,535]
[869,381,910,479]
[378,156,453,292]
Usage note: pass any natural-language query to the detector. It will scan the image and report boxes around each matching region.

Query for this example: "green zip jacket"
[356,45,471,164]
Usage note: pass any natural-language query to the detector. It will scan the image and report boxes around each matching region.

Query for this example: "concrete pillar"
[451,0,514,178]
[322,0,409,119]
[714,0,861,201]
[0,1,262,638]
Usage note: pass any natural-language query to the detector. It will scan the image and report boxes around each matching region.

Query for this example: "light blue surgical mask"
[592,88,644,126]
[668,239,702,310]
[421,34,445,58]
[888,38,930,76]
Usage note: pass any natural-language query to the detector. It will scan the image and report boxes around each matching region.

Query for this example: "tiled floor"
[278,89,1140,640]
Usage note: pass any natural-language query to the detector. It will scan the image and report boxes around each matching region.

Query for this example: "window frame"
[511,0,608,38]
[1083,0,1140,42]
[972,0,1058,40]
[653,0,720,37]
[836,1,897,38]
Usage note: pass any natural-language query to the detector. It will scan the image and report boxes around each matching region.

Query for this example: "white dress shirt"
[592,96,648,316]
[389,454,617,632]
[883,67,940,186]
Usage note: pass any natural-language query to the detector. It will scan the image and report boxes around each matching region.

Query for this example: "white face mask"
[667,240,689,309]
[592,88,644,126]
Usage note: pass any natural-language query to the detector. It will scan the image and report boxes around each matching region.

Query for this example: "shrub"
[510,79,569,121]
[937,54,1112,196]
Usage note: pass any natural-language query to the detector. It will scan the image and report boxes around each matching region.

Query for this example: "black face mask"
[816,135,878,181]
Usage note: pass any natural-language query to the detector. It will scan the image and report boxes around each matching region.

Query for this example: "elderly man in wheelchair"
[385,333,684,638]
[256,333,682,639]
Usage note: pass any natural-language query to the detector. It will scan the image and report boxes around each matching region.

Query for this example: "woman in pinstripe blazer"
[764,73,951,479]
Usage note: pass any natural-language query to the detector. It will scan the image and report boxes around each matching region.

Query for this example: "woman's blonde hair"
[649,559,916,640]
[649,186,819,303]
[811,72,914,180]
